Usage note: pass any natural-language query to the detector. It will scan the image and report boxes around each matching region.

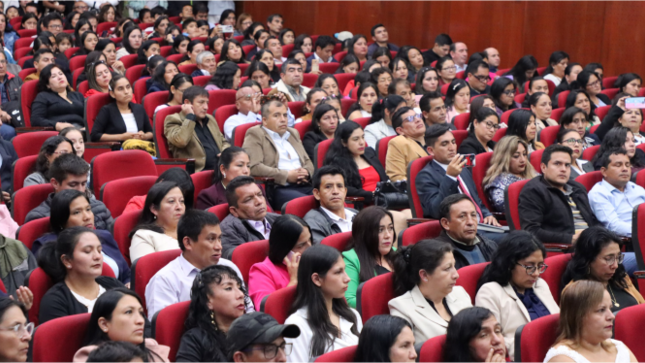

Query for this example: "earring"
[154,215,157,220]
[222,173,226,179]
[210,311,216,326]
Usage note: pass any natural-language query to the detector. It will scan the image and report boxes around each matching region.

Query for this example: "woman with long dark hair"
[205,61,241,91]
[24,136,73,187]
[72,31,98,57]
[245,60,273,89]
[297,87,327,123]
[363,95,406,147]
[148,61,179,93]
[414,67,440,95]
[355,315,416,362]
[153,73,194,116]
[74,288,168,362]
[176,265,248,362]
[592,127,645,173]
[136,40,160,66]
[255,49,281,83]
[195,147,250,210]
[248,215,312,308]
[32,64,85,130]
[347,34,368,62]
[476,231,558,358]
[178,40,204,66]
[346,82,378,120]
[445,79,471,123]
[506,109,543,152]
[565,89,600,126]
[616,73,642,97]
[552,63,582,106]
[436,56,457,87]
[303,103,339,160]
[503,55,538,93]
[543,51,569,87]
[457,107,499,155]
[285,245,361,362]
[96,39,125,75]
[116,26,143,60]
[219,39,249,64]
[528,91,557,132]
[574,70,610,107]
[389,240,472,342]
[559,106,600,149]
[490,77,520,117]
[443,307,507,362]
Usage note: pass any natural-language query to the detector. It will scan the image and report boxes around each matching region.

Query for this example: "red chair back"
[582,144,600,161]
[538,125,560,147]
[453,130,468,149]
[600,88,619,100]
[120,54,138,69]
[13,37,33,51]
[359,272,397,324]
[153,105,182,158]
[314,139,333,169]
[132,249,182,314]
[471,152,493,211]
[406,156,434,218]
[589,124,600,134]
[603,76,618,89]
[318,62,338,74]
[160,45,172,57]
[68,55,87,72]
[321,231,352,252]
[16,28,36,38]
[264,285,297,323]
[287,101,305,119]
[100,175,157,218]
[77,80,89,96]
[13,184,53,226]
[18,68,36,81]
[64,47,79,59]
[492,127,507,142]
[208,203,231,222]
[231,239,269,284]
[541,253,572,304]
[152,301,190,362]
[96,21,117,35]
[282,195,317,218]
[376,135,396,168]
[134,78,150,106]
[314,346,357,362]
[17,55,32,68]
[91,149,158,194]
[514,93,526,105]
[191,170,214,203]
[505,179,530,230]
[595,105,611,121]
[125,64,146,87]
[574,170,602,192]
[333,51,347,62]
[352,117,370,129]
[32,313,90,362]
[12,131,58,158]
[333,73,355,93]
[233,122,261,147]
[294,120,312,139]
[15,48,32,61]
[550,107,565,122]
[545,79,556,96]
[401,220,442,246]
[207,89,237,115]
[17,217,50,251]
[632,204,645,270]
[615,304,645,362]
[500,108,521,125]
[302,73,319,88]
[341,99,355,118]
[558,90,570,108]
[12,154,37,192]
[143,91,168,125]
[516,314,560,362]
[419,335,446,362]
[453,112,471,130]
[178,63,198,75]
[84,93,112,135]
[72,68,83,89]
[113,210,142,265]
[530,148,544,173]
[214,104,239,134]
[456,262,490,303]
[455,70,465,80]
[9,16,22,30]
[19,80,39,127]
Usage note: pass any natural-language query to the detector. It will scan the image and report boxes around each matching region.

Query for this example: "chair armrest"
[85,142,121,149]
[253,177,275,183]
[407,218,433,226]
[492,211,506,220]
[154,158,196,174]
[15,127,54,133]
[344,196,364,202]
[543,243,572,252]
[633,271,645,278]
[634,271,645,293]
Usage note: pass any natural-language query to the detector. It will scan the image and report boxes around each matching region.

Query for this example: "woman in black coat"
[31,64,84,130]
[90,74,153,143]
[457,107,498,155]
[303,103,339,161]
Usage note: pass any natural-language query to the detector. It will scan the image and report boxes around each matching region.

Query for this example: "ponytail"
[37,226,97,283]
[370,95,405,124]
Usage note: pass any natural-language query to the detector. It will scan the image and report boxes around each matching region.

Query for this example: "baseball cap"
[226,312,301,355]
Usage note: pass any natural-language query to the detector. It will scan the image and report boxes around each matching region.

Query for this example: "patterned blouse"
[484,173,525,213]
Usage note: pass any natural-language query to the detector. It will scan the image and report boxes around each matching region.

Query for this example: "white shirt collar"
[178,254,200,277]
[262,126,291,141]
[320,206,354,223]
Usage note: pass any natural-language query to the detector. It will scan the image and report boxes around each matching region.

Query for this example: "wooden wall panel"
[239,1,645,77]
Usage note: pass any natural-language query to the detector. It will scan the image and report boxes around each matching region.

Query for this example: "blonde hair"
[482,135,537,188]
[556,280,612,350]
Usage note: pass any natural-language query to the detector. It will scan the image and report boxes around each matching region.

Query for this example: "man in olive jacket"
[164,86,229,172]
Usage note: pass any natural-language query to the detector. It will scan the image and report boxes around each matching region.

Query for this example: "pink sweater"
[248,257,291,309]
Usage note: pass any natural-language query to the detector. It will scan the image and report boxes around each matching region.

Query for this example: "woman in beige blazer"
[388,240,472,343]
[475,231,559,360]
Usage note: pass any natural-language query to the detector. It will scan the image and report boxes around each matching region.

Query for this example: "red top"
[359,165,380,192]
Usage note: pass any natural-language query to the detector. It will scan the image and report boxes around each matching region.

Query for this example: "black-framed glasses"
[0,322,34,337]
[503,89,516,96]
[562,138,584,145]
[245,342,292,359]
[517,263,548,275]
[473,74,491,82]
[483,122,500,130]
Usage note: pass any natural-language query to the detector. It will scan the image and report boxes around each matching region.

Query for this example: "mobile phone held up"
[625,97,645,109]
[464,153,476,167]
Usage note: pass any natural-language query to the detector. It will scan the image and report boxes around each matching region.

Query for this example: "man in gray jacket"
[221,176,279,259]
[24,154,114,230]
[304,166,358,244]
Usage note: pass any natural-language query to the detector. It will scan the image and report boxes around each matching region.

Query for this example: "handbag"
[373,180,408,210]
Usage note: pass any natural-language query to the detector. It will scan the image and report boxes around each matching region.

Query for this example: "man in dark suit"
[466,60,491,96]
[220,176,280,259]
[422,33,452,65]
[306,35,338,71]
[416,123,500,226]
[246,30,270,61]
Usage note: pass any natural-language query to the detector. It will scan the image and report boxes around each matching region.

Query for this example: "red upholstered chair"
[100,175,157,218]
[419,335,446,362]
[575,170,602,192]
[375,135,396,167]
[441,83,449,95]
[294,120,312,139]
[288,101,306,119]
[453,130,468,149]
[208,203,231,222]
[134,78,150,107]
[125,64,146,88]
[504,179,530,231]
[64,47,79,59]
[12,154,38,192]
[314,139,333,169]
[321,231,352,252]
[153,105,182,158]
[18,68,35,81]
[16,28,36,38]
[31,313,90,362]
[263,285,296,322]
[15,48,32,61]
[456,262,489,303]
[120,54,138,69]
[319,62,338,74]
[530,148,544,173]
[142,91,168,125]
[77,80,89,96]
[231,239,269,284]
[401,220,442,246]
[538,125,560,147]
[453,112,471,130]
[352,117,370,129]
[113,210,142,265]
[302,73,319,88]
[545,79,556,96]
[492,127,507,142]
[19,80,39,127]
[333,51,347,62]
[191,170,214,203]
[358,272,397,323]
[582,144,600,161]
[515,314,559,362]
[314,346,357,362]
[589,124,600,134]
[68,54,86,72]
[232,122,261,147]
[333,73,355,93]
[615,304,645,362]
[500,109,519,125]
[455,70,465,80]
[541,253,572,304]
[12,183,54,226]
[406,156,434,218]
[550,107,565,122]
[603,76,618,89]
[167,54,184,64]
[631,204,645,272]
[151,301,190,363]
[595,105,611,122]
[17,55,33,68]
[214,104,239,134]
[84,93,112,135]
[282,195,317,218]
[600,88,619,100]
[12,131,58,158]
[96,21,117,35]
[91,150,158,194]
[16,217,49,251]
[13,37,33,52]
[193,76,211,87]
[557,90,570,109]
[72,68,83,89]
[131,249,182,314]
[178,63,198,75]
[514,93,526,105]
[160,45,172,57]
[207,89,237,115]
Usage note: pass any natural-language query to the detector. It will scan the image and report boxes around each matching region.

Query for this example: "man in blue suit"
[416,123,501,227]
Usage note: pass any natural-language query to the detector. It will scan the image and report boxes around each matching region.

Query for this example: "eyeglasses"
[483,122,500,130]
[562,138,584,145]
[601,254,624,266]
[473,75,491,82]
[588,80,601,88]
[503,90,516,96]
[53,150,70,156]
[516,263,548,275]
[48,24,62,29]
[403,113,422,123]
[0,322,34,337]
[442,66,456,72]
[245,342,292,359]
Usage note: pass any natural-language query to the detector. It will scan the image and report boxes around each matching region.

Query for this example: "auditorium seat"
[514,314,559,362]
[153,105,182,158]
[538,125,560,147]
[453,112,470,130]
[314,346,357,362]
[16,217,50,251]
[91,149,158,194]
[151,301,190,362]
[208,203,231,222]
[456,262,489,303]
[541,253,572,304]
[263,285,296,322]
[12,131,58,158]
[12,154,38,193]
[314,139,333,169]
[113,210,142,265]
[84,92,112,136]
[232,122,261,147]
[574,170,602,192]
[321,231,352,252]
[400,220,442,246]
[281,195,317,219]
[100,175,157,218]
[375,135,396,168]
[131,249,182,314]
[614,304,645,362]
[406,155,434,219]
[231,239,269,284]
[357,272,397,323]
[31,313,90,362]
[12,183,53,226]
[419,335,446,362]
[142,91,168,124]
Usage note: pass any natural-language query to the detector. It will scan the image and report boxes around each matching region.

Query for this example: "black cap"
[226,312,300,355]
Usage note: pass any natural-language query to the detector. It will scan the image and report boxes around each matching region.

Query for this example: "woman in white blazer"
[363,95,405,148]
[284,245,362,363]
[388,240,472,343]
[475,231,559,360]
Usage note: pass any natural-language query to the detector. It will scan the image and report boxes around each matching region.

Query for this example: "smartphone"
[311,59,319,73]
[626,97,645,109]
[464,153,476,167]
[221,24,234,40]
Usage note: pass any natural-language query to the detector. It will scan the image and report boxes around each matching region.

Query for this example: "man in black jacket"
[422,33,452,65]
[519,144,600,244]
[431,194,497,269]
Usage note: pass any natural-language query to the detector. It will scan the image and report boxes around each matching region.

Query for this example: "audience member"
[285,244,362,362]
[60,127,85,158]
[506,108,543,152]
[24,135,73,187]
[124,168,195,214]
[518,144,600,244]
[222,86,262,141]
[268,59,310,102]
[347,34,369,62]
[466,60,491,96]
[484,47,501,72]
[148,61,179,93]
[313,74,341,98]
[414,67,440,95]
[457,107,499,155]
[559,106,600,149]
[437,57,458,87]
[86,341,146,363]
[195,147,249,210]
[565,90,601,126]
[0,300,32,362]
[476,231,559,358]
[363,95,405,147]
[422,33,452,65]
[346,82,378,120]
[557,128,592,179]
[543,50,569,87]
[194,51,217,77]
[297,87,327,123]
[419,91,452,129]
[355,315,416,363]
[368,24,399,56]
[388,78,417,109]
[385,107,427,181]
[307,35,337,68]
[206,61,242,91]
[248,214,312,309]
[84,60,112,98]
[227,312,301,363]
[576,70,609,107]
[294,33,313,54]
[445,79,470,123]
[389,240,472,342]
[116,26,143,60]
[153,73,194,116]
[443,307,507,362]
[616,73,642,97]
[490,77,520,117]
[31,64,85,130]
[24,49,55,81]
[450,42,468,72]
[303,103,338,160]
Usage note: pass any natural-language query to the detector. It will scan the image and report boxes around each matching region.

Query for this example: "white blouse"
[129,229,179,262]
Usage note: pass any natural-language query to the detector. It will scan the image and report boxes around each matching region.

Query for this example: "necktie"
[457,176,483,221]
